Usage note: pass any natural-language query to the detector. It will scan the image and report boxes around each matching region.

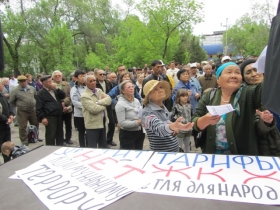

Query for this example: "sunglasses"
[99,74,105,76]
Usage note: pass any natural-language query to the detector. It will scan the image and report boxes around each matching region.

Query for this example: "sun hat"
[143,80,171,106]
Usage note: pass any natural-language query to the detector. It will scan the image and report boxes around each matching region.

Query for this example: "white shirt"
[9,78,18,92]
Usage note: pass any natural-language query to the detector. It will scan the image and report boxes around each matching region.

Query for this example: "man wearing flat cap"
[9,75,39,146]
[36,75,65,146]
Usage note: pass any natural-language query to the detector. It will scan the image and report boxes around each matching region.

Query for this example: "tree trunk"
[162,36,170,59]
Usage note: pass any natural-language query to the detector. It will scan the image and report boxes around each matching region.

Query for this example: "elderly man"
[95,69,116,147]
[81,75,111,148]
[115,65,127,85]
[36,75,65,146]
[107,72,117,87]
[9,74,19,127]
[9,75,39,146]
[1,77,9,98]
[52,70,73,145]
[190,63,202,79]
[198,64,218,94]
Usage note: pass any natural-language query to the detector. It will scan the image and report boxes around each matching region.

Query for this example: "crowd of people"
[1,55,280,163]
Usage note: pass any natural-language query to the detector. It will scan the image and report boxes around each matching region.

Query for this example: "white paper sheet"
[206,104,235,116]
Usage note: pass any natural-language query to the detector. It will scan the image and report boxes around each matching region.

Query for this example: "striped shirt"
[142,102,179,152]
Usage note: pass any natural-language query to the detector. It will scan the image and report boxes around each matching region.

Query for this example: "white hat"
[222,56,232,62]
[159,60,165,66]
[190,63,197,68]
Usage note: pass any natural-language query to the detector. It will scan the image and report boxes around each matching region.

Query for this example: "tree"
[43,22,74,75]
[188,36,207,62]
[225,14,270,57]
[1,9,27,76]
[137,0,203,59]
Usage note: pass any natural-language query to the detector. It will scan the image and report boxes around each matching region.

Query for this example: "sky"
[193,0,279,35]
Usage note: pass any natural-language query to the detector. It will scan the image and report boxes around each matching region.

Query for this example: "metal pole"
[225,18,228,55]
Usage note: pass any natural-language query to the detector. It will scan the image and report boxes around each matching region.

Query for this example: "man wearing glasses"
[9,75,39,146]
[95,69,117,147]
[52,70,73,145]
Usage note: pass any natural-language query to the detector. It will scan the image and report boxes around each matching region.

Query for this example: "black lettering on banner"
[47,186,79,199]
[34,175,62,185]
[41,181,70,192]
[207,184,214,194]
[55,161,78,169]
[172,181,181,192]
[78,198,104,210]
[230,184,242,197]
[22,164,50,175]
[266,186,278,200]
[49,156,69,163]
[54,192,87,205]
[94,182,118,193]
[27,170,56,181]
[84,175,106,186]
[252,186,262,199]
[63,165,88,172]
[154,179,163,190]
[187,181,196,193]
[71,168,91,177]
[76,172,98,182]
[52,158,75,167]
[87,178,112,189]
[195,184,204,194]
[160,180,170,191]
[242,185,250,198]
[218,183,228,196]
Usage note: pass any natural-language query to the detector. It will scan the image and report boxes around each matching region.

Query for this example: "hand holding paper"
[206,104,235,116]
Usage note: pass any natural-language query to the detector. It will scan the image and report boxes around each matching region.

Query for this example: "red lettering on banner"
[152,165,192,179]
[243,170,280,184]
[88,158,118,170]
[114,165,145,179]
[197,168,226,182]
[73,151,102,162]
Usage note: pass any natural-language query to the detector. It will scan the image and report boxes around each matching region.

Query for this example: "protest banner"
[138,152,280,205]
[15,147,154,210]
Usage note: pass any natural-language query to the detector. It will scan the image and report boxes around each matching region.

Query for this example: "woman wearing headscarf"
[192,62,273,155]
[142,80,193,152]
[240,59,280,156]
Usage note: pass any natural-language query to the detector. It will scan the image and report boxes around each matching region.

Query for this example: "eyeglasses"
[99,74,105,76]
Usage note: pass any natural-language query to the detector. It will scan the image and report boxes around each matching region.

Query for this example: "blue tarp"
[201,44,223,55]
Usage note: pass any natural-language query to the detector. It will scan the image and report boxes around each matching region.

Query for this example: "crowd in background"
[1,54,280,163]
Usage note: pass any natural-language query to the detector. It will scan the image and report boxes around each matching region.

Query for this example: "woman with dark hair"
[35,74,43,91]
[172,69,200,112]
[240,59,280,156]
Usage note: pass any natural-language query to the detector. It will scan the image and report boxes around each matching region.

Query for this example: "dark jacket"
[36,88,65,122]
[0,94,14,128]
[192,84,264,155]
[255,114,280,156]
[96,79,113,94]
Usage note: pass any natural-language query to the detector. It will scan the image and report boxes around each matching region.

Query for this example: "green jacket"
[192,84,265,155]
[9,85,36,112]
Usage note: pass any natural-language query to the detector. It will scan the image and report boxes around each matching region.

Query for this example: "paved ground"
[8,119,201,155]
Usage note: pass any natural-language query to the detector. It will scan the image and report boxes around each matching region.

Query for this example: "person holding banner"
[115,80,145,150]
[142,80,194,152]
[240,59,280,156]
[192,62,273,155]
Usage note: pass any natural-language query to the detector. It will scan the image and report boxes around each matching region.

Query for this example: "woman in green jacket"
[192,62,273,155]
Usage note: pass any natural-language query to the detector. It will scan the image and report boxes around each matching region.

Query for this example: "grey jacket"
[115,94,142,131]
[70,83,86,117]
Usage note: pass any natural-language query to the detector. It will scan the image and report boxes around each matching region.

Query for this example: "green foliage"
[43,22,74,75]
[225,14,269,57]
[85,52,103,70]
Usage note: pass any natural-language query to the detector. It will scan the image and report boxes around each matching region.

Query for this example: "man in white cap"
[221,56,231,64]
